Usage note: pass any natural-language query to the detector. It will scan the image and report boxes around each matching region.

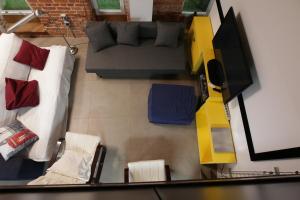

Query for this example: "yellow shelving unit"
[190,16,236,164]
[196,100,236,164]
[189,16,214,73]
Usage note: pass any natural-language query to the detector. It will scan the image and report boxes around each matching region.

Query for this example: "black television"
[213,7,253,104]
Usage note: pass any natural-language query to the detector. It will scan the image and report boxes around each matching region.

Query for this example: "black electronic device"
[213,7,253,104]
[207,59,224,87]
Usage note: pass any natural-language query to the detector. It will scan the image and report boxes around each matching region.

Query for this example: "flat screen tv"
[213,7,253,104]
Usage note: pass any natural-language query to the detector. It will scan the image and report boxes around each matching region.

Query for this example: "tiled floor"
[28,37,202,183]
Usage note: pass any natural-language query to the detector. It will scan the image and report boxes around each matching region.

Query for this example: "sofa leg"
[96,74,103,78]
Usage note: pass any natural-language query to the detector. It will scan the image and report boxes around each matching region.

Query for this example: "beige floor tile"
[88,80,132,118]
[87,117,132,145]
[68,80,91,118]
[68,117,89,134]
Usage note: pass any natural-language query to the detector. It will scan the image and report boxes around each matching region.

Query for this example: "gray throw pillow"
[155,22,180,48]
[86,22,115,52]
[116,23,139,46]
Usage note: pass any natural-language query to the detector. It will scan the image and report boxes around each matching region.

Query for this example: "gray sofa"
[85,22,187,78]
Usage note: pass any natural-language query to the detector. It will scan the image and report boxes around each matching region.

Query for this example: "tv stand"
[190,17,236,164]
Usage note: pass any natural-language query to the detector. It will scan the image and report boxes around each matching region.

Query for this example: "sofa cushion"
[86,21,115,52]
[109,22,157,39]
[16,46,74,162]
[138,22,157,39]
[86,39,186,73]
[14,40,50,70]
[116,23,139,46]
[155,22,180,48]
[5,78,39,110]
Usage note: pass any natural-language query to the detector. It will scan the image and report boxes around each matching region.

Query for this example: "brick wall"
[27,0,96,37]
[26,0,184,36]
[153,0,184,14]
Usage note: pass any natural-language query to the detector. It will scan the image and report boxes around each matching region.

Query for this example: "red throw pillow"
[5,78,39,110]
[13,40,50,70]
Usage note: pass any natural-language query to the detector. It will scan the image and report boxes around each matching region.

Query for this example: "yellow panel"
[196,107,213,163]
[189,16,214,73]
[196,98,236,164]
[191,37,202,72]
[193,17,214,50]
[205,101,229,126]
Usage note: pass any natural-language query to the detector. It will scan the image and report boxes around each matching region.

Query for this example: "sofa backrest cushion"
[155,22,181,48]
[107,21,184,40]
[85,21,116,52]
[116,23,139,46]
[138,22,157,39]
[0,33,31,127]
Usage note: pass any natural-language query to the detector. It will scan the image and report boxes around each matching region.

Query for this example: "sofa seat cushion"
[86,39,186,74]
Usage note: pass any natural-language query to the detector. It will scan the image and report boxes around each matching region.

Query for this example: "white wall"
[209,0,300,171]
[129,0,153,21]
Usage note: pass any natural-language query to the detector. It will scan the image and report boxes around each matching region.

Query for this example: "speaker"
[207,59,224,87]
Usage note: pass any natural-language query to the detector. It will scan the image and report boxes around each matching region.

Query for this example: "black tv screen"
[213,7,253,104]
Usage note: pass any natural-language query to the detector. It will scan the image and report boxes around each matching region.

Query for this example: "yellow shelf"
[189,16,214,73]
[196,101,236,164]
[190,16,236,164]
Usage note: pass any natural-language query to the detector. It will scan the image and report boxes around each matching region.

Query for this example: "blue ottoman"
[148,84,196,125]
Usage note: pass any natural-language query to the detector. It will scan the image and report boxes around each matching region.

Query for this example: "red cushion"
[5,78,39,110]
[13,40,50,70]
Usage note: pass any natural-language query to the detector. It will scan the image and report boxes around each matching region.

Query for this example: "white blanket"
[17,46,74,161]
[28,171,84,185]
[28,132,101,185]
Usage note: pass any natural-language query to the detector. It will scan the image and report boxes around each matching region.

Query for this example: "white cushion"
[17,45,74,161]
[128,160,166,182]
[65,132,101,155]
[47,132,101,182]
[0,33,30,80]
[0,33,30,126]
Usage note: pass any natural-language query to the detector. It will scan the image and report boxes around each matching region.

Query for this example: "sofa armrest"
[88,144,106,184]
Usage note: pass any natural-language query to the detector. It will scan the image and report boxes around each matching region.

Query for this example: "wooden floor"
[3,15,46,35]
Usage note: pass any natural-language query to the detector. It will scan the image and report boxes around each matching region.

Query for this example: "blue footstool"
[148,84,196,125]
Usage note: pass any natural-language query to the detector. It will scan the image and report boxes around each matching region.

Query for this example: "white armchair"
[124,160,171,183]
[28,132,106,185]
